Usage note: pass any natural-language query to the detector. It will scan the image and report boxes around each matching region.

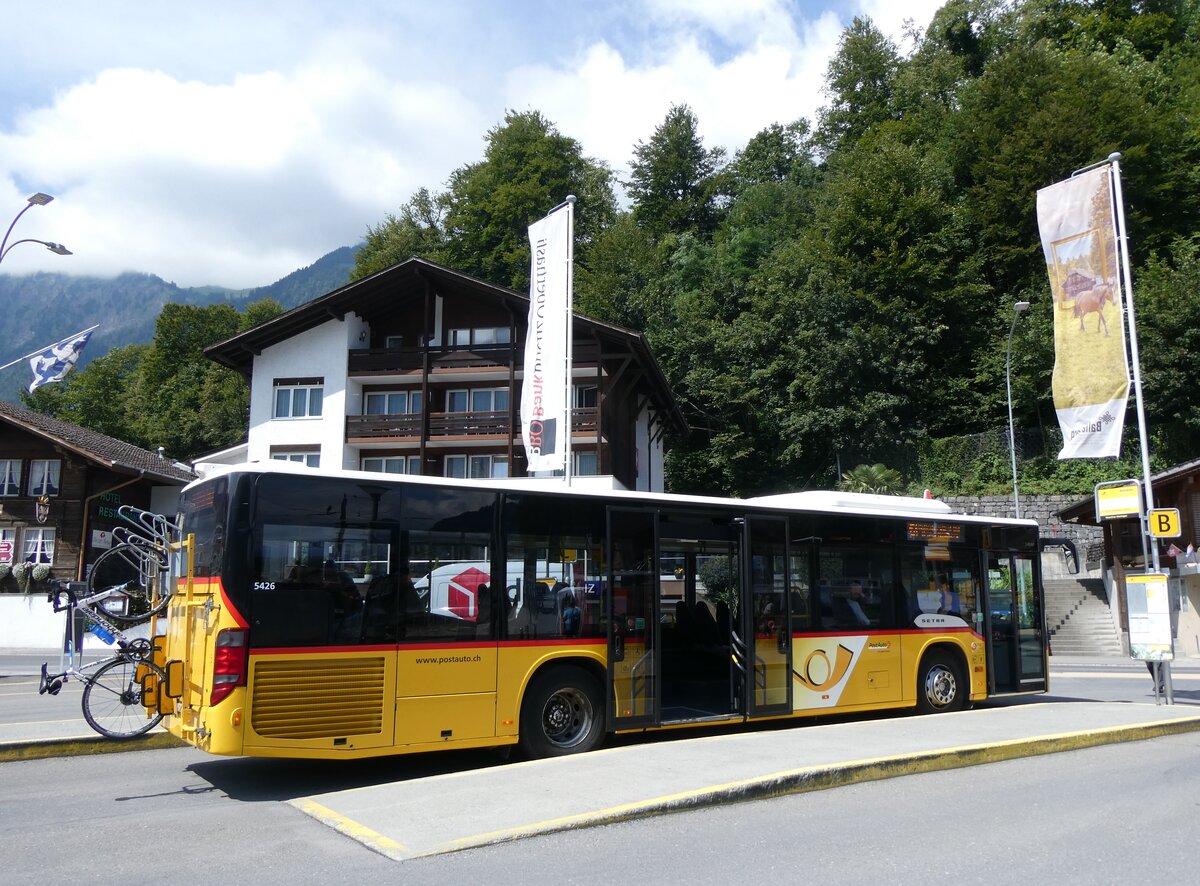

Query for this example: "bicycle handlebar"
[47,579,80,612]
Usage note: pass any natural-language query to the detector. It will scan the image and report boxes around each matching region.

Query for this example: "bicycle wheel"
[81,658,166,739]
[87,542,171,625]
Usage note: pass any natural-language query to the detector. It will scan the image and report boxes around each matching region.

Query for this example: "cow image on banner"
[521,200,573,473]
[1036,165,1130,458]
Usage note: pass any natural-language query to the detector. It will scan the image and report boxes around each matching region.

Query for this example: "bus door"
[607,508,659,730]
[743,517,791,717]
[985,552,1047,694]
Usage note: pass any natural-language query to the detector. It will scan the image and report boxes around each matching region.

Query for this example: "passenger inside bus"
[833,581,871,627]
[937,578,962,615]
[560,593,581,637]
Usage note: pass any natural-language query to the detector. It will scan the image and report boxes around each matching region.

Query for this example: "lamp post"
[1006,300,1031,518]
[0,193,72,266]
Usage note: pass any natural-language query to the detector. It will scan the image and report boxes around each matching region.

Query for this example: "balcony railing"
[347,341,603,374]
[346,407,598,441]
[348,344,518,374]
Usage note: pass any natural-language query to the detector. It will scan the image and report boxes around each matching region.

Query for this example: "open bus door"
[743,516,791,718]
[985,551,1048,695]
[607,508,659,730]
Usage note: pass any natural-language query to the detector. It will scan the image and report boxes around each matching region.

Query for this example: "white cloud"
[508,10,844,178]
[0,1,951,289]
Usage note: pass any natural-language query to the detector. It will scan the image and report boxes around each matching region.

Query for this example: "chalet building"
[1059,458,1200,657]
[0,400,194,589]
[202,258,686,491]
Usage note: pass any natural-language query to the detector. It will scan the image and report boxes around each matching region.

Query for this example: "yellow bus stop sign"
[1148,508,1181,538]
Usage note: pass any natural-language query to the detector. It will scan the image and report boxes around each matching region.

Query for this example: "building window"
[271,452,320,468]
[470,454,508,479]
[444,454,507,479]
[574,385,598,409]
[448,327,511,347]
[365,391,421,415]
[23,528,56,564]
[471,388,509,413]
[0,460,21,497]
[362,456,420,475]
[447,388,509,413]
[574,450,599,476]
[27,459,61,497]
[273,381,324,418]
[384,335,403,349]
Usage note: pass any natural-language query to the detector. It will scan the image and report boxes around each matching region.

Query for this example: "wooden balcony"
[346,407,598,441]
[347,340,603,375]
[348,344,518,374]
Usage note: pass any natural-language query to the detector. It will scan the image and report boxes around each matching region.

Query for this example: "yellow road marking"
[293,799,410,859]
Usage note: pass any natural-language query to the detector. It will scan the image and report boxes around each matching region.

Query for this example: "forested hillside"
[0,247,357,403]
[354,0,1200,497]
[13,1,1200,495]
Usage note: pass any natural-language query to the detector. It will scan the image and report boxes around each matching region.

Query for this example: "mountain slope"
[0,245,358,401]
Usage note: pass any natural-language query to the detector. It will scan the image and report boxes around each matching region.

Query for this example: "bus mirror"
[1039,537,1079,575]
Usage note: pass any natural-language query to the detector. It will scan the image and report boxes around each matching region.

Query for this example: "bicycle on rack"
[39,579,168,739]
[37,505,181,739]
[85,505,178,624]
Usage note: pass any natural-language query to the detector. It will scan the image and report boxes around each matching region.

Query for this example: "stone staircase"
[1044,577,1124,656]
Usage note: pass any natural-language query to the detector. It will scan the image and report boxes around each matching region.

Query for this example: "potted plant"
[11,561,31,593]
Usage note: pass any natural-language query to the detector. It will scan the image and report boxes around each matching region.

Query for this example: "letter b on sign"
[1148,508,1181,538]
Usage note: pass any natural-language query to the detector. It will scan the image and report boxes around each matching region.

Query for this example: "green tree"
[626,104,726,241]
[815,17,901,157]
[24,299,281,461]
[440,110,616,290]
[24,344,150,441]
[352,188,447,280]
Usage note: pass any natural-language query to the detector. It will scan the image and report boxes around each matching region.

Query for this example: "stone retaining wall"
[939,493,1103,578]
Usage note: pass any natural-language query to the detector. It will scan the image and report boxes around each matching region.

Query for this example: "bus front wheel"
[519,666,604,758]
[916,651,966,714]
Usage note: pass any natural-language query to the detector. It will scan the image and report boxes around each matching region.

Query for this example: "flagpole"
[1107,151,1174,701]
[564,195,576,486]
[1105,155,1155,539]
[0,324,99,373]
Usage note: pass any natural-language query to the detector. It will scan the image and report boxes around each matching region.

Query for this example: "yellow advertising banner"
[1036,165,1130,458]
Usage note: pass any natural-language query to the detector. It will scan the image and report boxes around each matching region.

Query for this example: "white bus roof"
[185,461,1037,528]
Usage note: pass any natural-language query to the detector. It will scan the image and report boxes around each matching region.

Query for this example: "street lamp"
[0,193,72,266]
[1006,300,1031,518]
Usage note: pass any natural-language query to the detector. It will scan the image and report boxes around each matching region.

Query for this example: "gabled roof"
[1058,455,1200,523]
[0,400,195,485]
[204,256,687,433]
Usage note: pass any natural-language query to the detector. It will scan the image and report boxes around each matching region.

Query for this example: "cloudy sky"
[0,0,945,290]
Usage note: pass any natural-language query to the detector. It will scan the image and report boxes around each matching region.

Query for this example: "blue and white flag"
[28,326,96,393]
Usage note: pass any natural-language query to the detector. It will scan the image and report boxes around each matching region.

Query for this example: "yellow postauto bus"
[156,462,1047,759]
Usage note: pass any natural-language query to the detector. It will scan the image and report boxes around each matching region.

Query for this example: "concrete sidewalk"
[292,699,1200,860]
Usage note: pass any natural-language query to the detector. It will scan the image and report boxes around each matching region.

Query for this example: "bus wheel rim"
[542,687,593,748]
[924,665,957,708]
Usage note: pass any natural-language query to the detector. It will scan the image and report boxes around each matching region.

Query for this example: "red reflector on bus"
[210,629,247,707]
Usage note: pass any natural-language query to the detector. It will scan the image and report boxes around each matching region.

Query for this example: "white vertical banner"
[521,201,572,472]
[1036,165,1130,458]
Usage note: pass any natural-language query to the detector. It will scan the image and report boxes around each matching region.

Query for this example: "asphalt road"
[2,725,1196,884]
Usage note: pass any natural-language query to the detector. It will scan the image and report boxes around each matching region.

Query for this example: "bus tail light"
[210,629,247,707]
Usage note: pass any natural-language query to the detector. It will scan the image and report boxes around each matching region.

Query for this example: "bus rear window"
[179,476,228,578]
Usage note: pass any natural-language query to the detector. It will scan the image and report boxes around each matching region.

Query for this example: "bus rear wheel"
[916,651,965,714]
[519,666,604,758]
